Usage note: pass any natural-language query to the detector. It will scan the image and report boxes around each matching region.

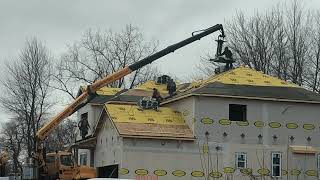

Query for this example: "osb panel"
[106,104,186,125]
[114,122,194,140]
[179,67,299,93]
[122,89,154,97]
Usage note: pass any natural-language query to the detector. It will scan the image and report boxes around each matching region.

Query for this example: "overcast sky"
[0,0,319,123]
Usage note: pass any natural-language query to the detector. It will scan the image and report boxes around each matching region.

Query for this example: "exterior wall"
[194,96,320,146]
[165,96,195,132]
[120,138,200,180]
[76,104,104,141]
[115,96,320,180]
[76,104,104,166]
[94,115,123,168]
[193,96,320,180]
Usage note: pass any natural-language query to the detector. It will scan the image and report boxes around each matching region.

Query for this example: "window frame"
[271,152,282,177]
[79,152,88,166]
[317,154,320,179]
[235,152,247,169]
[229,104,247,121]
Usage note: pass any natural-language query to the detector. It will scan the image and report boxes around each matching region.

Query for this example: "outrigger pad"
[210,56,235,63]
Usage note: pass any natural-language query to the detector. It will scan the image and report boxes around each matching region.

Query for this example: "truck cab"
[45,151,96,180]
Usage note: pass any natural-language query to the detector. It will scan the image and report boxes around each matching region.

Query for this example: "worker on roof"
[78,116,90,139]
[221,47,233,69]
[167,79,176,97]
[152,88,163,105]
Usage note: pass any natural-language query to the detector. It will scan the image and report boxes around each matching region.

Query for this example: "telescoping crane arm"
[36,24,225,141]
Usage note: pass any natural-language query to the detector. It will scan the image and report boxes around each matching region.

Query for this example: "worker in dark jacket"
[152,88,163,105]
[78,117,90,139]
[221,47,233,69]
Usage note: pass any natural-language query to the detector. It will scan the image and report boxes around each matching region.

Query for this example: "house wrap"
[73,67,320,180]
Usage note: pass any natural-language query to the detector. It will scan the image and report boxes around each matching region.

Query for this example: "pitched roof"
[78,86,123,96]
[193,83,320,102]
[104,103,194,140]
[163,67,320,104]
[135,80,169,95]
[199,67,298,88]
[78,80,171,105]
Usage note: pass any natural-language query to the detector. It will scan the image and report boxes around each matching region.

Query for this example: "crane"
[24,24,225,180]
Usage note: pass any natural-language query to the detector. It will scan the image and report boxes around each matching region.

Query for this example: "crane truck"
[22,24,226,180]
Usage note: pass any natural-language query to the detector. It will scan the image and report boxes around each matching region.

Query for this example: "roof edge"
[194,93,320,104]
[119,134,195,141]
[161,93,320,105]
[161,94,194,105]
[105,100,137,105]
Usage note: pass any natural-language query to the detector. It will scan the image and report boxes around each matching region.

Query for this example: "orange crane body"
[26,24,225,180]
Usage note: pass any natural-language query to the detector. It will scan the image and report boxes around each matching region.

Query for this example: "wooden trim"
[106,101,137,105]
[119,134,195,141]
[88,103,104,106]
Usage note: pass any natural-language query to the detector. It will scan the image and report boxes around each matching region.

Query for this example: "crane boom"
[36,24,224,140]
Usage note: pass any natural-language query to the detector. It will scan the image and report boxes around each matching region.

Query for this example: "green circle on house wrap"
[153,169,167,176]
[223,167,235,174]
[305,170,317,176]
[254,121,264,128]
[240,168,252,175]
[135,169,148,176]
[291,169,301,176]
[210,171,223,178]
[236,121,249,126]
[257,168,270,176]
[172,170,186,177]
[182,109,189,116]
[191,170,204,177]
[219,119,231,126]
[269,122,281,128]
[286,123,298,129]
[119,168,129,175]
[303,124,315,130]
[201,117,214,124]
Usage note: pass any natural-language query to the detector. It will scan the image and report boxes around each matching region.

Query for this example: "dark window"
[79,153,87,166]
[98,164,118,178]
[46,155,55,164]
[229,104,247,121]
[271,153,281,177]
[235,152,247,169]
[60,155,74,166]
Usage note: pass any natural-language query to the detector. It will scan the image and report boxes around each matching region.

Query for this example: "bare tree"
[270,6,290,80]
[285,0,311,85]
[1,121,24,175]
[54,24,160,99]
[196,0,318,90]
[0,38,53,157]
[226,10,278,74]
[45,119,78,152]
[304,11,320,92]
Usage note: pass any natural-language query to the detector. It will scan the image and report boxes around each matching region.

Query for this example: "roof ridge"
[184,67,299,92]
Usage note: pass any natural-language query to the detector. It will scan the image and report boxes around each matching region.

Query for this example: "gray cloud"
[0,0,319,122]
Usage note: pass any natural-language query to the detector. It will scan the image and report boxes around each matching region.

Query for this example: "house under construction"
[73,66,320,180]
